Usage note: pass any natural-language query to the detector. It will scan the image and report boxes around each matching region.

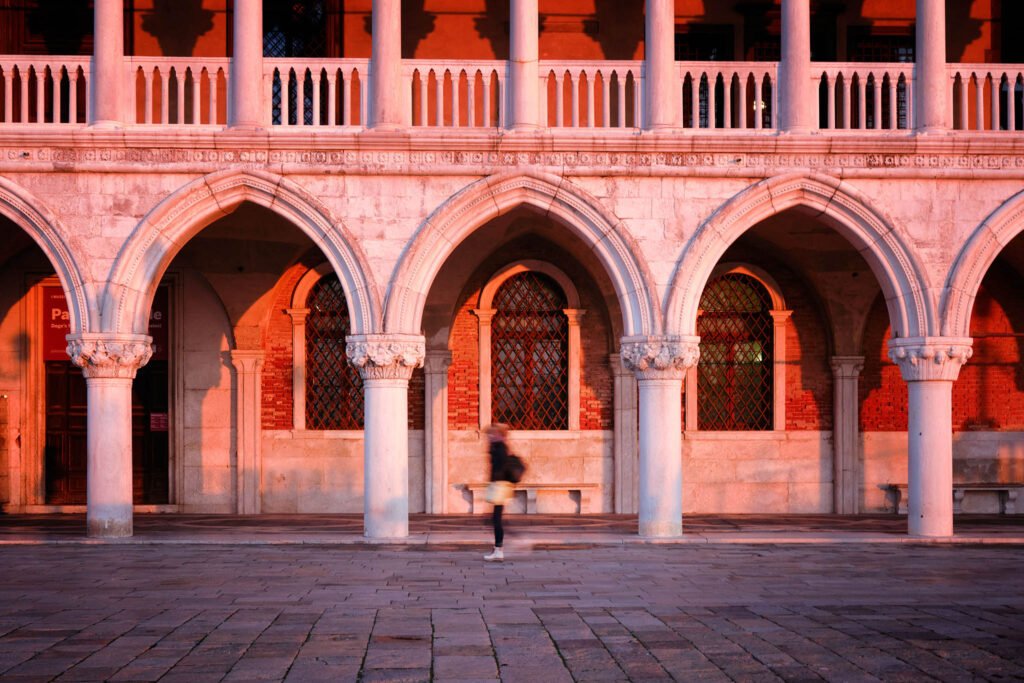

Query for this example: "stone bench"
[888,483,1023,515]
[461,483,599,514]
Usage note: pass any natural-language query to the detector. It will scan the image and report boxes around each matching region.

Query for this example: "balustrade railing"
[540,61,642,128]
[816,63,913,131]
[0,56,89,124]
[130,57,229,125]
[266,59,368,127]
[950,64,1024,132]
[407,60,505,127]
[679,62,777,130]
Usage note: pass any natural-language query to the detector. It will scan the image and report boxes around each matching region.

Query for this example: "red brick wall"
[861,263,1024,432]
[447,255,613,431]
[261,261,425,431]
[859,296,908,431]
[953,263,1024,431]
[779,271,832,431]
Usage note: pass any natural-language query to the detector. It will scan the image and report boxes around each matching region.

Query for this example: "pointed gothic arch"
[384,171,660,337]
[103,169,380,336]
[666,173,931,340]
[0,176,91,334]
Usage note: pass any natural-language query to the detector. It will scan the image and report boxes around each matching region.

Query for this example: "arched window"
[305,274,363,429]
[697,273,774,431]
[491,272,569,430]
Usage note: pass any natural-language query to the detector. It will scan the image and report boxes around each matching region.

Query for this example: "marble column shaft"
[371,0,404,128]
[644,0,678,129]
[915,0,948,132]
[92,0,124,126]
[779,0,813,132]
[230,0,264,128]
[509,0,539,129]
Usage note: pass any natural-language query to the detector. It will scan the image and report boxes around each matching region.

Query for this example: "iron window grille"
[697,273,773,431]
[491,272,569,430]
[305,274,363,429]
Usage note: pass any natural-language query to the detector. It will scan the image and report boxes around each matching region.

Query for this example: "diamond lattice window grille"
[492,272,569,430]
[305,274,363,429]
[697,273,773,431]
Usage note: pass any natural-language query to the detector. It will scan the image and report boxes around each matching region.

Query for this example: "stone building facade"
[0,0,1022,538]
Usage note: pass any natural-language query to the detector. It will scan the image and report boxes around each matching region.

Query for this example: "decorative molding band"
[67,333,153,379]
[887,337,973,382]
[620,335,701,380]
[347,334,426,381]
[7,146,1024,178]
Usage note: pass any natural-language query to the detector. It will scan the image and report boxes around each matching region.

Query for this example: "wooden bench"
[887,483,1023,515]
[461,483,599,514]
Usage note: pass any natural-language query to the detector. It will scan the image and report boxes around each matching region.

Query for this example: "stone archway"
[665,173,932,340]
[104,169,380,337]
[384,171,660,338]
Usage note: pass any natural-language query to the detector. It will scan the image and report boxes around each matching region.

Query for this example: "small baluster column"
[91,0,124,126]
[348,334,425,538]
[888,338,973,537]
[915,0,948,133]
[68,334,153,537]
[621,336,700,537]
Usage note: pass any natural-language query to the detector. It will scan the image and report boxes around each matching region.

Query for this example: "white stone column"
[831,356,864,515]
[564,309,585,431]
[67,333,152,537]
[230,0,265,128]
[472,309,494,429]
[915,0,948,133]
[778,0,813,133]
[423,350,451,514]
[509,0,539,129]
[888,338,972,537]
[286,308,309,430]
[611,353,639,513]
[371,0,405,128]
[770,310,792,430]
[621,336,700,537]
[644,0,678,129]
[348,334,425,538]
[91,0,124,126]
[230,350,265,514]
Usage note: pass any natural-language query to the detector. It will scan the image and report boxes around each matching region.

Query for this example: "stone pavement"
[0,514,1022,681]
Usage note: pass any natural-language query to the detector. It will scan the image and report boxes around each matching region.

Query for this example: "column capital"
[285,307,310,324]
[888,337,973,382]
[347,334,425,381]
[563,308,587,325]
[67,333,152,379]
[620,335,700,380]
[471,308,495,325]
[770,309,793,324]
[423,349,453,374]
[830,355,865,379]
[230,349,266,373]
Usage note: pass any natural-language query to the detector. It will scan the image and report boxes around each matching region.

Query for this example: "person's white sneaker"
[483,547,504,562]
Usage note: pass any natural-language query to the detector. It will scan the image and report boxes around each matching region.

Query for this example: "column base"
[639,520,682,538]
[88,120,124,130]
[914,127,952,136]
[363,521,409,539]
[87,514,133,538]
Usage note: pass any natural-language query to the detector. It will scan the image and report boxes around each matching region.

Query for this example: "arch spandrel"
[666,173,932,341]
[942,189,1024,338]
[0,177,91,334]
[386,171,659,338]
[104,169,380,337]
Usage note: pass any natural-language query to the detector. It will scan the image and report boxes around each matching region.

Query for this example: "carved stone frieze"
[66,333,153,379]
[620,336,701,380]
[346,334,426,381]
[887,337,973,382]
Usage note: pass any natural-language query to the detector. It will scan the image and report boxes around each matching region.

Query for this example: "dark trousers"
[492,505,504,547]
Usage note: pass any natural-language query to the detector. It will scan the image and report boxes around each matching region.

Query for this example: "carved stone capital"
[830,355,865,380]
[346,334,426,381]
[887,337,973,382]
[619,335,700,380]
[67,333,153,379]
[423,350,452,375]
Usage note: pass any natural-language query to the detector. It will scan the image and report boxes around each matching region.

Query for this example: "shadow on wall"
[27,0,92,54]
[141,0,215,56]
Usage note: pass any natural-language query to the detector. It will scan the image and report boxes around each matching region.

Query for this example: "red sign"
[43,285,170,361]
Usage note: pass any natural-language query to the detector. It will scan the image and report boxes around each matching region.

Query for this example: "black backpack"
[504,454,526,484]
